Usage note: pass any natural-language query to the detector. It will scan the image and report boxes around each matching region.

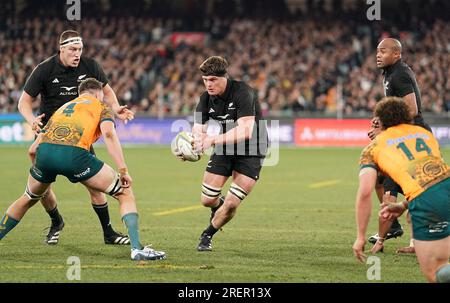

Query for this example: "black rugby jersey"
[23,54,108,125]
[382,59,429,129]
[195,79,268,156]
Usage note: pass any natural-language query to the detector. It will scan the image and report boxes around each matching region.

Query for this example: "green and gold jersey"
[360,124,449,201]
[41,94,114,150]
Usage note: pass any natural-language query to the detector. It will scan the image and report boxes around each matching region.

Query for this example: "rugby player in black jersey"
[18,30,134,246]
[175,56,268,251]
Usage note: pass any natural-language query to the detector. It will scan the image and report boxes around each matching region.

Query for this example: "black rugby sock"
[92,202,115,236]
[203,224,219,237]
[47,206,63,227]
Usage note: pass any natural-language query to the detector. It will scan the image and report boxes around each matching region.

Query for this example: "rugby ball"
[171,131,201,162]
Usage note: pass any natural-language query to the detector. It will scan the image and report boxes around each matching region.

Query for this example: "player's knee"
[90,189,106,203]
[228,182,248,203]
[201,183,222,207]
[119,186,135,200]
[104,173,125,198]
[24,186,47,204]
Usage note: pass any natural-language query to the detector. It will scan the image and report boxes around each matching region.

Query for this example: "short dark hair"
[59,30,80,44]
[374,97,412,129]
[78,78,103,95]
[199,56,228,77]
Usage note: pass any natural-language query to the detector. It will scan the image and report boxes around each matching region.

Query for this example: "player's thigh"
[204,154,233,185]
[81,163,117,193]
[414,237,450,282]
[231,171,257,194]
[202,171,228,188]
[375,175,384,203]
[382,175,403,197]
[232,156,263,190]
[201,154,232,202]
[408,179,450,241]
[84,148,107,201]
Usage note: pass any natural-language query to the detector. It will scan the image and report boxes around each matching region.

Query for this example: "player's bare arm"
[402,92,418,119]
[103,84,134,123]
[198,116,255,151]
[28,133,43,163]
[18,91,45,135]
[100,120,131,187]
[353,167,377,262]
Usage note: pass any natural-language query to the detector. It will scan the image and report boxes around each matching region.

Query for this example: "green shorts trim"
[408,178,450,241]
[30,143,104,183]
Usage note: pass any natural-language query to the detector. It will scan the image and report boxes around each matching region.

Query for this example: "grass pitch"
[0,146,448,283]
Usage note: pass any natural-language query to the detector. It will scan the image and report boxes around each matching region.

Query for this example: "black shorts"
[206,154,264,181]
[376,174,403,197]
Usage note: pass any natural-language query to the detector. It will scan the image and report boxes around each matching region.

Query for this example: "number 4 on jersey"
[397,138,431,160]
[63,103,77,117]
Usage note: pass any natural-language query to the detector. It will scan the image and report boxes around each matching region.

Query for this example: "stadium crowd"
[0,0,449,116]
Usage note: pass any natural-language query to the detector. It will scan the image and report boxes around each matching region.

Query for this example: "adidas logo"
[209,108,215,113]
[52,78,59,83]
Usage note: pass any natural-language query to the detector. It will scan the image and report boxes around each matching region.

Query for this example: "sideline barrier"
[0,115,449,147]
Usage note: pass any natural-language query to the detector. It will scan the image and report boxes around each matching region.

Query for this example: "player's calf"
[197,184,249,252]
[0,214,20,240]
[0,185,48,241]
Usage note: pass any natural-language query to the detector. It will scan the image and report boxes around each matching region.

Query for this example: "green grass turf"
[0,146,448,282]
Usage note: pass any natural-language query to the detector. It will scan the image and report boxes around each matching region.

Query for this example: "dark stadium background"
[0,0,449,286]
[1,0,448,147]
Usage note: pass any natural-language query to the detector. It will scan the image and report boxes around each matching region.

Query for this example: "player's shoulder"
[86,95,105,108]
[79,56,102,70]
[99,99,111,109]
[232,79,254,91]
[362,139,378,154]
[393,61,414,77]
[399,123,432,137]
[99,101,115,120]
[359,140,378,165]
[380,124,430,143]
[231,79,256,98]
[199,91,209,102]
[33,54,58,73]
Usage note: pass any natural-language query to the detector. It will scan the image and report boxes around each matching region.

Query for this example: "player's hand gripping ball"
[171,131,202,162]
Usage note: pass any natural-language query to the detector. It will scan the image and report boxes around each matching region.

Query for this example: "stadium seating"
[0,0,449,116]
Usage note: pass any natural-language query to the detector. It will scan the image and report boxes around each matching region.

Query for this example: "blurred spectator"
[0,0,449,116]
